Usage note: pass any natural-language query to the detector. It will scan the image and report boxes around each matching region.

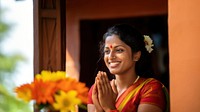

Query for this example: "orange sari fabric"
[88,78,167,112]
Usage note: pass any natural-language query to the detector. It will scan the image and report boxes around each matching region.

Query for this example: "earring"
[133,58,139,61]
[133,51,141,62]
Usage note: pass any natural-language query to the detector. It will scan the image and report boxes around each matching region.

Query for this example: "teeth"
[109,62,119,64]
[109,62,120,67]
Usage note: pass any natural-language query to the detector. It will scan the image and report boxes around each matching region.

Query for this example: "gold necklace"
[115,75,140,100]
[133,76,140,84]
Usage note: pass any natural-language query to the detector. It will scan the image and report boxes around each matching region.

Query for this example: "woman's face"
[103,34,135,75]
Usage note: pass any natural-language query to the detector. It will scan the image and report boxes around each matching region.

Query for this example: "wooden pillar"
[33,0,66,75]
[169,0,200,111]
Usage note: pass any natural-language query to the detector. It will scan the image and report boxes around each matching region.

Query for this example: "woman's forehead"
[105,35,123,44]
[105,35,125,45]
[104,35,130,49]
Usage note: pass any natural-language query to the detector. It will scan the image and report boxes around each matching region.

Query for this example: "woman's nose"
[108,51,116,59]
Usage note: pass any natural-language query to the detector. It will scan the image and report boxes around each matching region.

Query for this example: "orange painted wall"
[169,0,200,111]
[66,0,167,79]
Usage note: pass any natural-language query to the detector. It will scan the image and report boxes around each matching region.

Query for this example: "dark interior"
[79,15,169,90]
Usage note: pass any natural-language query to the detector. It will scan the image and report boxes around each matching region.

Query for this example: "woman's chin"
[109,69,120,75]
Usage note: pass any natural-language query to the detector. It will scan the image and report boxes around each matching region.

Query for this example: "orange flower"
[32,79,57,104]
[56,78,89,104]
[56,78,76,92]
[14,70,89,111]
[15,83,33,102]
[74,82,89,104]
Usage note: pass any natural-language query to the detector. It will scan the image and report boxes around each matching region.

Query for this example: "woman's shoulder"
[139,77,167,111]
[138,77,165,94]
[139,77,163,86]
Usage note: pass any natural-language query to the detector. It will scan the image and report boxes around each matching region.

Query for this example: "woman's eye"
[104,50,110,54]
[116,49,124,53]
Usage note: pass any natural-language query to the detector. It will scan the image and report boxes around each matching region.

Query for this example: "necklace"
[114,75,140,86]
[115,75,140,100]
[133,75,140,84]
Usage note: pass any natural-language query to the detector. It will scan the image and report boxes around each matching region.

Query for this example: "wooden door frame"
[33,0,66,76]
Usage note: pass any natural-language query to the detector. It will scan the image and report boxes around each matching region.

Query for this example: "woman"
[87,24,168,112]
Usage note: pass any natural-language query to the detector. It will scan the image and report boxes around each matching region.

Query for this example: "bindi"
[109,45,113,49]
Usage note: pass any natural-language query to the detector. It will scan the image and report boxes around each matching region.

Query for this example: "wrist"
[95,110,104,112]
[107,109,119,112]
[95,109,104,112]
[104,108,118,112]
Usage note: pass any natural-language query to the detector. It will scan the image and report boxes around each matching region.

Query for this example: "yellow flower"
[56,78,89,104]
[35,70,66,82]
[53,90,81,112]
[15,84,32,102]
[14,70,89,111]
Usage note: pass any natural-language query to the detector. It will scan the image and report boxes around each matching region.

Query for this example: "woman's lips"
[109,61,120,68]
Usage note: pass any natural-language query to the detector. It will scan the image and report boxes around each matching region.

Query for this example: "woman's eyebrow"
[105,45,124,48]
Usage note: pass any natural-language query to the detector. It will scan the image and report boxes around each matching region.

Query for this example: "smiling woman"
[87,24,169,112]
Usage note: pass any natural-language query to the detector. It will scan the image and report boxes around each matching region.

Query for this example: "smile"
[108,61,121,68]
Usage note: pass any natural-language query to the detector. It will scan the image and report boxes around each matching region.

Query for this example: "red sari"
[88,78,168,112]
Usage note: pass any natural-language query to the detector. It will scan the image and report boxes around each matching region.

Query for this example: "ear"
[133,51,141,61]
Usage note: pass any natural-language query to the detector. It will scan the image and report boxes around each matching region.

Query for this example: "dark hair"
[99,24,153,78]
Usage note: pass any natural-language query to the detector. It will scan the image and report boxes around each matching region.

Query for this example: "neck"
[114,73,139,99]
[115,72,138,90]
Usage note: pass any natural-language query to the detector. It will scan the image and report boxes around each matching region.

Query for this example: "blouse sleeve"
[88,85,94,104]
[140,79,166,111]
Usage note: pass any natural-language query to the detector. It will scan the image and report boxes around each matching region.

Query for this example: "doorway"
[79,15,169,90]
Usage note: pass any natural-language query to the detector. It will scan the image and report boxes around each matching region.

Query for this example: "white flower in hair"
[144,35,154,53]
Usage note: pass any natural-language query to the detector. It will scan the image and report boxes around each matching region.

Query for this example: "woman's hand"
[92,78,104,112]
[96,71,118,112]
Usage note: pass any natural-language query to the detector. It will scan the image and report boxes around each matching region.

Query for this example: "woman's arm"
[138,104,163,112]
[88,104,97,112]
[138,79,166,112]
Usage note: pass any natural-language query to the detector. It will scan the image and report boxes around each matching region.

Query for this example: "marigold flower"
[14,70,88,111]
[56,78,89,104]
[53,90,81,112]
[32,79,57,104]
[35,70,66,82]
[74,82,89,104]
[56,78,77,92]
[15,83,32,102]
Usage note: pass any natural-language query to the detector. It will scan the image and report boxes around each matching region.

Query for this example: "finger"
[99,71,106,94]
[97,71,101,78]
[92,78,98,95]
[92,80,99,103]
[101,72,108,88]
[103,72,112,91]
[96,76,103,96]
[111,79,118,94]
[104,72,111,84]
[92,82,96,95]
